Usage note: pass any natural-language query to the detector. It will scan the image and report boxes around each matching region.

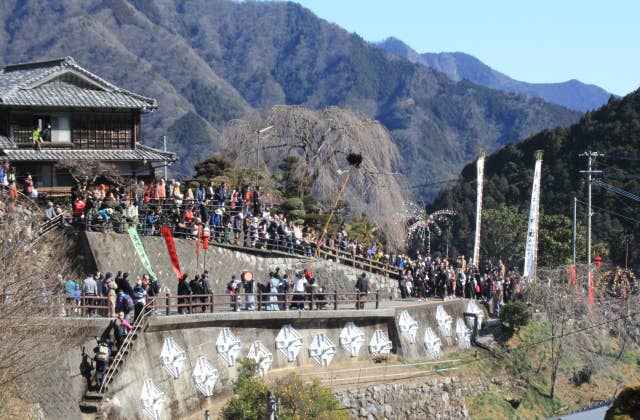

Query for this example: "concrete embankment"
[97,299,478,419]
[83,231,399,298]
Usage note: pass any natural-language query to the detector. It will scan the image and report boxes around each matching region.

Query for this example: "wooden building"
[0,56,174,190]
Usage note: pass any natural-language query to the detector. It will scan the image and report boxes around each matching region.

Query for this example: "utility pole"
[579,151,604,272]
[163,135,168,180]
[572,196,577,267]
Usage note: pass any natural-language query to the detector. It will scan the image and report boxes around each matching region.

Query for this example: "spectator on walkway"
[177,273,192,314]
[292,271,306,310]
[83,272,99,316]
[355,273,369,309]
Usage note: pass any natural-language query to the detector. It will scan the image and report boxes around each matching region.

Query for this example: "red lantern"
[595,253,602,268]
[202,226,211,250]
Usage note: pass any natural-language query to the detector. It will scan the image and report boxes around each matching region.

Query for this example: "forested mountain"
[0,0,579,199]
[429,90,640,267]
[379,37,613,112]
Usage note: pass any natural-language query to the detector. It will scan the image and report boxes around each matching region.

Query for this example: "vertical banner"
[127,226,157,279]
[588,271,594,308]
[472,153,485,268]
[523,151,543,279]
[161,226,183,281]
[569,264,578,293]
[195,225,201,255]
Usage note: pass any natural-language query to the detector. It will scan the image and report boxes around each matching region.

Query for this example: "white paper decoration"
[398,310,419,344]
[436,305,453,344]
[340,322,365,357]
[308,334,337,366]
[247,341,274,376]
[216,328,242,367]
[192,357,219,397]
[369,329,392,356]
[140,379,165,420]
[275,324,303,362]
[455,318,472,349]
[160,337,187,379]
[423,327,442,359]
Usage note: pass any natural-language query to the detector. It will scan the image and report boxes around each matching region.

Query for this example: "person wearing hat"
[211,208,224,240]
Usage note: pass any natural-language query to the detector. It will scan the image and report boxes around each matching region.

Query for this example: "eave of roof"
[0,56,157,110]
[2,144,176,163]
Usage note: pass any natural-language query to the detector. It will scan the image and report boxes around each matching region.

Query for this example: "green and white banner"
[128,226,157,279]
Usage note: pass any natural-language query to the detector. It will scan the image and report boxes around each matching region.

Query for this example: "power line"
[601,155,640,162]
[575,198,640,225]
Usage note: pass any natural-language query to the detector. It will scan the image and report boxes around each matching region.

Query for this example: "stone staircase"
[78,306,151,415]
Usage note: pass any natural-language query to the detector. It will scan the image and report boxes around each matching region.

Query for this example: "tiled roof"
[0,135,16,149]
[2,143,175,163]
[0,57,156,110]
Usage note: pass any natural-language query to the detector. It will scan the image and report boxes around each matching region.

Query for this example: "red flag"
[588,271,594,308]
[195,224,201,255]
[570,264,578,293]
[161,226,183,281]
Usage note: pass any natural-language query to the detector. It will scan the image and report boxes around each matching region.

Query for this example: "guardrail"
[60,290,381,317]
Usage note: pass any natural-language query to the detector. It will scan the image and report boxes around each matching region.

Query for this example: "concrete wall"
[97,299,477,419]
[84,232,398,297]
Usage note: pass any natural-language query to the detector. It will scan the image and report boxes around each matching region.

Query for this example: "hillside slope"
[0,0,579,200]
[429,90,640,265]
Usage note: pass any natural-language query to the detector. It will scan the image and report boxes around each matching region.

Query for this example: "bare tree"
[56,159,124,189]
[0,200,79,416]
[222,106,408,249]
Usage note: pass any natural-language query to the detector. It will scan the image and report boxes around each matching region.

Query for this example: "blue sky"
[292,0,639,96]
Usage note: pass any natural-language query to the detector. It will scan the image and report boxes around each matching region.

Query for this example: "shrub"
[571,366,594,387]
[500,300,531,331]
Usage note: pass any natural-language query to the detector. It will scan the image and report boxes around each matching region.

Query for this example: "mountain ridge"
[0,0,579,201]
[378,36,613,112]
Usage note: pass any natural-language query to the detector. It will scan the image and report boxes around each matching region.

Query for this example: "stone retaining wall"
[335,377,470,419]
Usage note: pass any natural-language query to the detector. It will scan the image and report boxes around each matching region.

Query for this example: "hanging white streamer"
[473,155,485,267]
[524,156,543,278]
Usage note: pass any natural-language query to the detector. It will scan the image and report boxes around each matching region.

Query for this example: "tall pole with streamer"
[523,150,543,280]
[472,152,485,268]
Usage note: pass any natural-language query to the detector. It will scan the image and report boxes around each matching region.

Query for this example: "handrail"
[64,290,381,318]
[98,301,153,394]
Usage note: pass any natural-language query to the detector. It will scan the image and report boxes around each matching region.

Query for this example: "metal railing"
[62,290,381,317]
[98,301,153,394]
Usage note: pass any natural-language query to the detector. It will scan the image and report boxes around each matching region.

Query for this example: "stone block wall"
[334,377,471,419]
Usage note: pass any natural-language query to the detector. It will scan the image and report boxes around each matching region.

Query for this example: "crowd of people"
[396,253,524,317]
[69,177,401,275]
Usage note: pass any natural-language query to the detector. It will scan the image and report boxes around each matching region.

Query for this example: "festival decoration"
[161,226,183,280]
[455,318,472,349]
[368,329,392,356]
[308,334,337,366]
[160,337,187,379]
[247,341,273,376]
[127,226,157,279]
[398,310,419,344]
[216,328,242,367]
[423,327,442,359]
[192,357,219,397]
[524,151,543,279]
[404,203,457,254]
[597,268,637,299]
[473,153,485,267]
[140,379,165,420]
[436,305,453,345]
[340,322,365,357]
[275,325,304,362]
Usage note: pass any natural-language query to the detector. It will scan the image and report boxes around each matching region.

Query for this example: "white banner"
[523,155,543,278]
[472,155,485,267]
